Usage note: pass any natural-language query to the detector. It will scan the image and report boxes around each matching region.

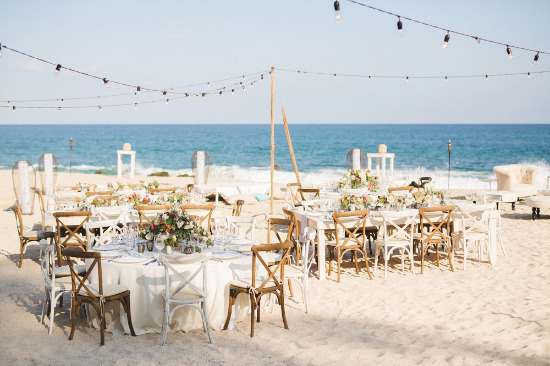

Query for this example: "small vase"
[146,241,154,252]
[166,246,172,255]
[183,245,194,255]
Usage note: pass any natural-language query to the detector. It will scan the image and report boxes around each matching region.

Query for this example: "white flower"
[184,223,193,230]
[177,220,183,228]
[86,196,94,204]
[145,233,153,241]
[163,214,169,220]
[112,182,119,190]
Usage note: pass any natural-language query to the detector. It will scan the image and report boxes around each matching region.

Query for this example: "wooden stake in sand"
[270,67,275,215]
[281,105,301,186]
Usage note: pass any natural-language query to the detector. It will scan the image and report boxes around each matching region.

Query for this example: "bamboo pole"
[270,67,275,215]
[281,105,301,186]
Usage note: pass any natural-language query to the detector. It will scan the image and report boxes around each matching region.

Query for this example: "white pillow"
[225,194,257,205]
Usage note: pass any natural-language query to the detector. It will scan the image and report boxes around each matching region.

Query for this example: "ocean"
[1,124,549,189]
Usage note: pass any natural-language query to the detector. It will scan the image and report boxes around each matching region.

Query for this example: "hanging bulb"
[135,86,141,96]
[442,32,450,49]
[207,82,210,86]
[99,105,103,111]
[534,53,540,65]
[397,17,403,36]
[261,74,264,81]
[97,96,100,102]
[166,98,169,105]
[57,106,61,114]
[485,75,488,81]
[406,76,409,82]
[232,89,235,95]
[506,46,513,60]
[0,43,2,58]
[242,75,245,81]
[334,1,341,20]
[7,101,10,106]
[162,91,167,99]
[185,93,189,98]
[368,76,371,81]
[202,92,207,99]
[242,85,245,91]
[54,64,62,76]
[134,102,138,110]
[527,72,531,78]
[61,98,64,104]
[333,74,336,79]
[219,91,222,96]
[297,70,301,75]
[445,76,448,82]
[103,78,110,88]
[12,106,16,113]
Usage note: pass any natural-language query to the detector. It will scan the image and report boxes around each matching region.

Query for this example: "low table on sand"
[525,196,550,220]
[475,190,518,210]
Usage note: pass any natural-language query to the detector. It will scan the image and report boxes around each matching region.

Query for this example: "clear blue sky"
[1,0,549,124]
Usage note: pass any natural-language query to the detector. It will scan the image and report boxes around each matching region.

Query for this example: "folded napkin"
[96,250,123,258]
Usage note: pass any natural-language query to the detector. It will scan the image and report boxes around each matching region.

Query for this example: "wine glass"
[154,236,164,259]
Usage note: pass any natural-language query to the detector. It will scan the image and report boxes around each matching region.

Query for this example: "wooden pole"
[270,67,275,215]
[281,105,301,186]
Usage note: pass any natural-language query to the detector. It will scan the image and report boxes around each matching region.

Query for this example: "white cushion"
[54,264,86,277]
[78,283,128,297]
[230,277,279,289]
[225,194,257,205]
[526,196,550,209]
[163,288,203,301]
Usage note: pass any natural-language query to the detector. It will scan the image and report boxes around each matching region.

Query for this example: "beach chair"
[223,240,293,337]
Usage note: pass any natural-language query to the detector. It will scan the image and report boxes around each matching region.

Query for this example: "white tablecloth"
[85,250,260,335]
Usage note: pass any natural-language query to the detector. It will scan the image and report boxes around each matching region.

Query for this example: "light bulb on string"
[445,76,448,82]
[534,53,540,65]
[185,93,189,98]
[202,93,206,99]
[99,105,103,112]
[61,98,64,104]
[442,32,450,49]
[135,86,141,96]
[250,82,253,88]
[162,91,167,99]
[506,46,513,60]
[485,75,488,81]
[242,75,245,81]
[397,17,403,37]
[219,91,222,96]
[527,72,531,78]
[333,74,336,79]
[12,106,16,113]
[166,98,169,105]
[103,78,110,88]
[261,74,264,81]
[334,1,341,20]
[7,101,10,106]
[297,71,301,75]
[57,107,61,114]
[232,89,235,95]
[54,64,62,76]
[207,82,210,86]
[406,76,409,82]
[368,76,371,81]
[134,102,138,110]
[97,96,100,102]
[242,85,245,91]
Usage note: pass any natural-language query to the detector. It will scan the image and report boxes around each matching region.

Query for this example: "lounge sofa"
[493,164,539,198]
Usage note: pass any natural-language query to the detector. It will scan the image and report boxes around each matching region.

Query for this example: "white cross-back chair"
[301,199,328,212]
[159,252,214,345]
[226,216,257,241]
[85,219,121,248]
[284,227,317,314]
[453,203,495,270]
[374,210,417,279]
[93,205,129,225]
[39,240,72,335]
[483,194,506,256]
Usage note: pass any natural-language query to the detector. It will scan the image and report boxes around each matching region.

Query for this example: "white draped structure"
[39,153,58,196]
[12,161,36,214]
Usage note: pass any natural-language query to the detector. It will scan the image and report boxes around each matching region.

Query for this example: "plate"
[228,238,254,245]
[94,244,125,251]
[229,245,252,253]
[112,256,149,264]
[130,252,154,258]
[98,250,124,258]
[211,252,242,261]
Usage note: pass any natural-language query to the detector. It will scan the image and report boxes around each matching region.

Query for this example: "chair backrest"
[62,248,103,300]
[93,205,129,225]
[232,199,244,216]
[85,219,120,247]
[332,209,370,249]
[418,177,432,189]
[418,205,455,244]
[251,240,294,290]
[388,186,415,195]
[39,240,61,290]
[298,188,320,201]
[281,207,300,240]
[483,194,503,210]
[35,189,47,230]
[135,204,172,229]
[180,204,216,232]
[456,203,493,236]
[226,216,257,240]
[159,252,212,301]
[285,183,302,207]
[300,227,317,274]
[53,211,92,251]
[267,218,295,244]
[378,209,417,245]
[85,190,115,197]
[301,199,327,212]
[150,187,177,195]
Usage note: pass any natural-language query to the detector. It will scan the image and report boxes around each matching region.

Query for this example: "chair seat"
[374,238,411,247]
[78,283,128,297]
[47,277,73,291]
[162,288,203,301]
[23,231,40,239]
[269,264,304,277]
[54,264,86,277]
[229,277,280,289]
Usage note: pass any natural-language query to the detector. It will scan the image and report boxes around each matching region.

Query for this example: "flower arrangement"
[414,189,445,206]
[340,194,373,211]
[338,169,379,191]
[138,210,201,247]
[141,180,160,192]
[85,195,108,207]
[168,192,188,204]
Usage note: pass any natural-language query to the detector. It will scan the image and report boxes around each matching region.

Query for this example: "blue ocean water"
[0,124,548,189]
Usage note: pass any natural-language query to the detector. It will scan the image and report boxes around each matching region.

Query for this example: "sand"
[0,171,549,365]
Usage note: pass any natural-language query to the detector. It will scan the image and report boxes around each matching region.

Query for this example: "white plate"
[130,252,154,258]
[98,250,124,258]
[228,238,254,245]
[94,244,125,251]
[211,252,242,261]
[112,256,149,264]
[229,245,252,253]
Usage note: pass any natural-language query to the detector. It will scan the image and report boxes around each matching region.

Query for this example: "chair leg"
[447,241,454,272]
[249,292,256,338]
[160,301,169,346]
[256,297,261,323]
[279,291,289,330]
[373,245,379,276]
[223,290,236,330]
[69,302,80,341]
[202,300,214,343]
[303,278,309,314]
[287,279,294,298]
[364,250,373,280]
[48,292,56,335]
[41,290,48,324]
[124,295,136,336]
[421,244,425,274]
[384,249,389,279]
[353,251,359,275]
[327,248,332,277]
[337,250,342,283]
[100,308,106,346]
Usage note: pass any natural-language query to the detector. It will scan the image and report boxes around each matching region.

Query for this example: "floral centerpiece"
[86,195,108,207]
[168,192,189,204]
[338,169,379,192]
[414,189,445,206]
[340,194,373,211]
[141,180,160,192]
[139,210,202,248]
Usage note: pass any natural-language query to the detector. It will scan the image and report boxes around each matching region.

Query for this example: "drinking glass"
[154,236,164,259]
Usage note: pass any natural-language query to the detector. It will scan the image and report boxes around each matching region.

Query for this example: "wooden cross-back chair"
[84,190,115,197]
[231,199,244,216]
[185,184,194,193]
[267,218,295,246]
[53,211,91,265]
[328,210,373,283]
[388,186,415,194]
[223,240,294,337]
[150,187,177,195]
[62,248,136,346]
[416,205,455,274]
[417,177,432,191]
[180,204,216,232]
[298,188,320,201]
[285,183,302,207]
[135,204,172,229]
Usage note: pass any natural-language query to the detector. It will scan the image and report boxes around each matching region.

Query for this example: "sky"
[1,0,549,125]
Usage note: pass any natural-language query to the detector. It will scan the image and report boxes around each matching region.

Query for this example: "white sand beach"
[0,171,549,365]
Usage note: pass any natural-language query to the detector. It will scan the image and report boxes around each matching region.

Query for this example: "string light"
[232,89,235,95]
[368,76,371,81]
[12,106,16,113]
[185,93,189,98]
[219,91,222,96]
[99,105,103,111]
[334,1,341,20]
[7,101,10,106]
[261,74,264,81]
[406,76,409,82]
[202,92,206,99]
[527,72,531,78]
[135,86,141,96]
[397,16,403,37]
[534,53,540,65]
[0,43,2,58]
[134,102,137,110]
[445,76,448,82]
[506,46,514,60]
[103,78,110,88]
[442,32,450,49]
[57,106,61,113]
[54,64,62,75]
[485,75,488,81]
[97,96,100,102]
[162,91,167,99]
[166,98,169,105]
[333,74,337,78]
